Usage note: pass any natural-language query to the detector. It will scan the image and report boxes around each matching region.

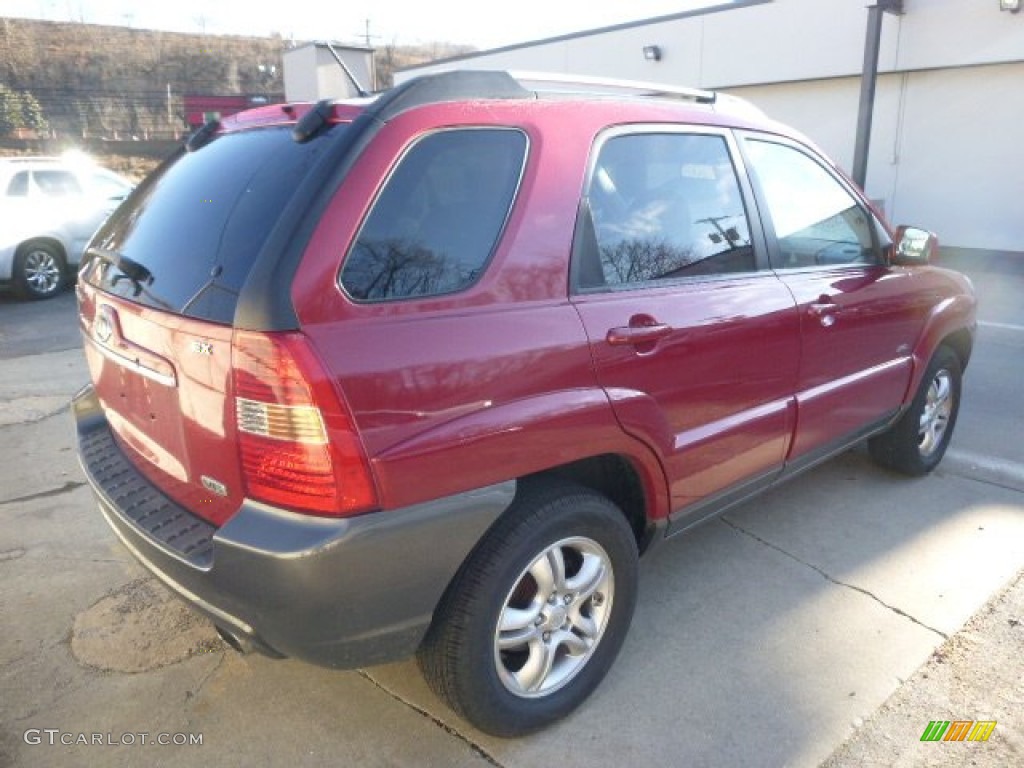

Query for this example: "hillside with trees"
[0,17,472,141]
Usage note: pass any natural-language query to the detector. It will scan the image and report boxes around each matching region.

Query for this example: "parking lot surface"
[1,265,1021,767]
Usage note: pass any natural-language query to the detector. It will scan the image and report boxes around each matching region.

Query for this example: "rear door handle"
[606,322,673,347]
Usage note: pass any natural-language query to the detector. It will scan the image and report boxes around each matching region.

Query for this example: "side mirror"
[892,226,938,265]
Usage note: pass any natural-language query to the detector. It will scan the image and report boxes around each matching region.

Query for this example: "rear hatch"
[78,117,347,526]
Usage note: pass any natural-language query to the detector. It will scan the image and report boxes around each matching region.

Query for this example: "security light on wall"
[1001,0,1021,13]
[643,45,662,61]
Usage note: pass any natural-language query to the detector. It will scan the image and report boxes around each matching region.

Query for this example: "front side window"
[579,132,755,290]
[341,129,527,302]
[744,140,877,268]
[33,170,83,197]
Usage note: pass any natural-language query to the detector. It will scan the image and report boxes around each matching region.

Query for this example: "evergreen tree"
[20,90,48,133]
[0,84,25,134]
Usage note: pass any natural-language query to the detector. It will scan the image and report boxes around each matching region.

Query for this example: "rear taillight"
[231,330,377,516]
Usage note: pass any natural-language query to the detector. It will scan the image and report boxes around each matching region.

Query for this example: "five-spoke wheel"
[918,368,954,459]
[870,345,962,475]
[494,536,614,697]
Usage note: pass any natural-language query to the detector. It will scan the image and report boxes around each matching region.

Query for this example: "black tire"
[869,345,962,476]
[418,480,638,737]
[14,242,67,300]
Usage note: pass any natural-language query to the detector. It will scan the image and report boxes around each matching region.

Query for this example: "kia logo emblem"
[94,309,114,344]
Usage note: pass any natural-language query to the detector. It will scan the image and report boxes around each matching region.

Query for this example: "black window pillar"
[852,0,903,189]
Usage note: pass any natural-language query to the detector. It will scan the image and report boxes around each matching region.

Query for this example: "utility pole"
[355,19,381,91]
[851,0,903,189]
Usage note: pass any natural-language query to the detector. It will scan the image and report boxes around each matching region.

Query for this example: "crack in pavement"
[356,670,504,767]
[4,638,92,721]
[939,470,1024,495]
[9,676,93,724]
[22,555,129,565]
[185,652,226,705]
[0,344,84,362]
[0,402,71,429]
[0,480,87,507]
[720,516,949,641]
[1,648,38,672]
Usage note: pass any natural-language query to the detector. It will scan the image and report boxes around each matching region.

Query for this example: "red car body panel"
[78,284,244,526]
[288,100,793,520]
[781,266,926,459]
[292,104,674,515]
[904,286,977,400]
[572,273,800,508]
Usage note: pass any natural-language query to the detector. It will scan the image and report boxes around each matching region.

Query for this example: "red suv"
[73,71,976,736]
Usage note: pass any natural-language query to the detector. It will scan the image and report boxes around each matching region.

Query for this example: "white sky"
[1,1,729,49]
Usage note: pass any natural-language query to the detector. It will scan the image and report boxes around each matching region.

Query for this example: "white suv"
[0,156,132,299]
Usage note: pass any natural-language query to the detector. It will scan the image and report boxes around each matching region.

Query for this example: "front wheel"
[869,345,962,475]
[418,481,638,737]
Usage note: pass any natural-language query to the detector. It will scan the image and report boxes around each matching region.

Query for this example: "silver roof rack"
[380,70,765,121]
[507,70,717,104]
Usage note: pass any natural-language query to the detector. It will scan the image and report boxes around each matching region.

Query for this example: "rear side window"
[82,125,340,324]
[578,132,755,290]
[340,129,527,302]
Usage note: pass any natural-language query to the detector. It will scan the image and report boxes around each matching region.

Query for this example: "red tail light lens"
[231,331,377,516]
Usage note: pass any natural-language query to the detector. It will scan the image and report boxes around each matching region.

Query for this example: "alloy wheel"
[494,536,614,698]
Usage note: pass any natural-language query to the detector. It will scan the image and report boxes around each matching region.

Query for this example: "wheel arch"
[371,387,672,528]
[941,327,974,372]
[906,293,975,404]
[16,236,68,262]
[521,454,661,555]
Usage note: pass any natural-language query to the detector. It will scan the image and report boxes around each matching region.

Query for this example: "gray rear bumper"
[72,384,514,668]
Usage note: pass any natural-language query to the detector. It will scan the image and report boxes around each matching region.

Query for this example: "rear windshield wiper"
[186,119,221,152]
[86,247,154,286]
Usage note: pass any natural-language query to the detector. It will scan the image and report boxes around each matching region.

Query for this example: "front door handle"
[808,301,840,316]
[808,296,841,327]
[606,322,673,347]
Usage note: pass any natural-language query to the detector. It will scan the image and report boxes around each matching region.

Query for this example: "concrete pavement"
[1,270,1021,767]
[823,569,1023,767]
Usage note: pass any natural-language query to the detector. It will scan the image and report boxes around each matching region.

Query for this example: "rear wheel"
[14,242,67,300]
[869,345,962,475]
[418,481,638,737]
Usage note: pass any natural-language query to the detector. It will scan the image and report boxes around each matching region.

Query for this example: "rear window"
[81,125,341,324]
[5,171,29,197]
